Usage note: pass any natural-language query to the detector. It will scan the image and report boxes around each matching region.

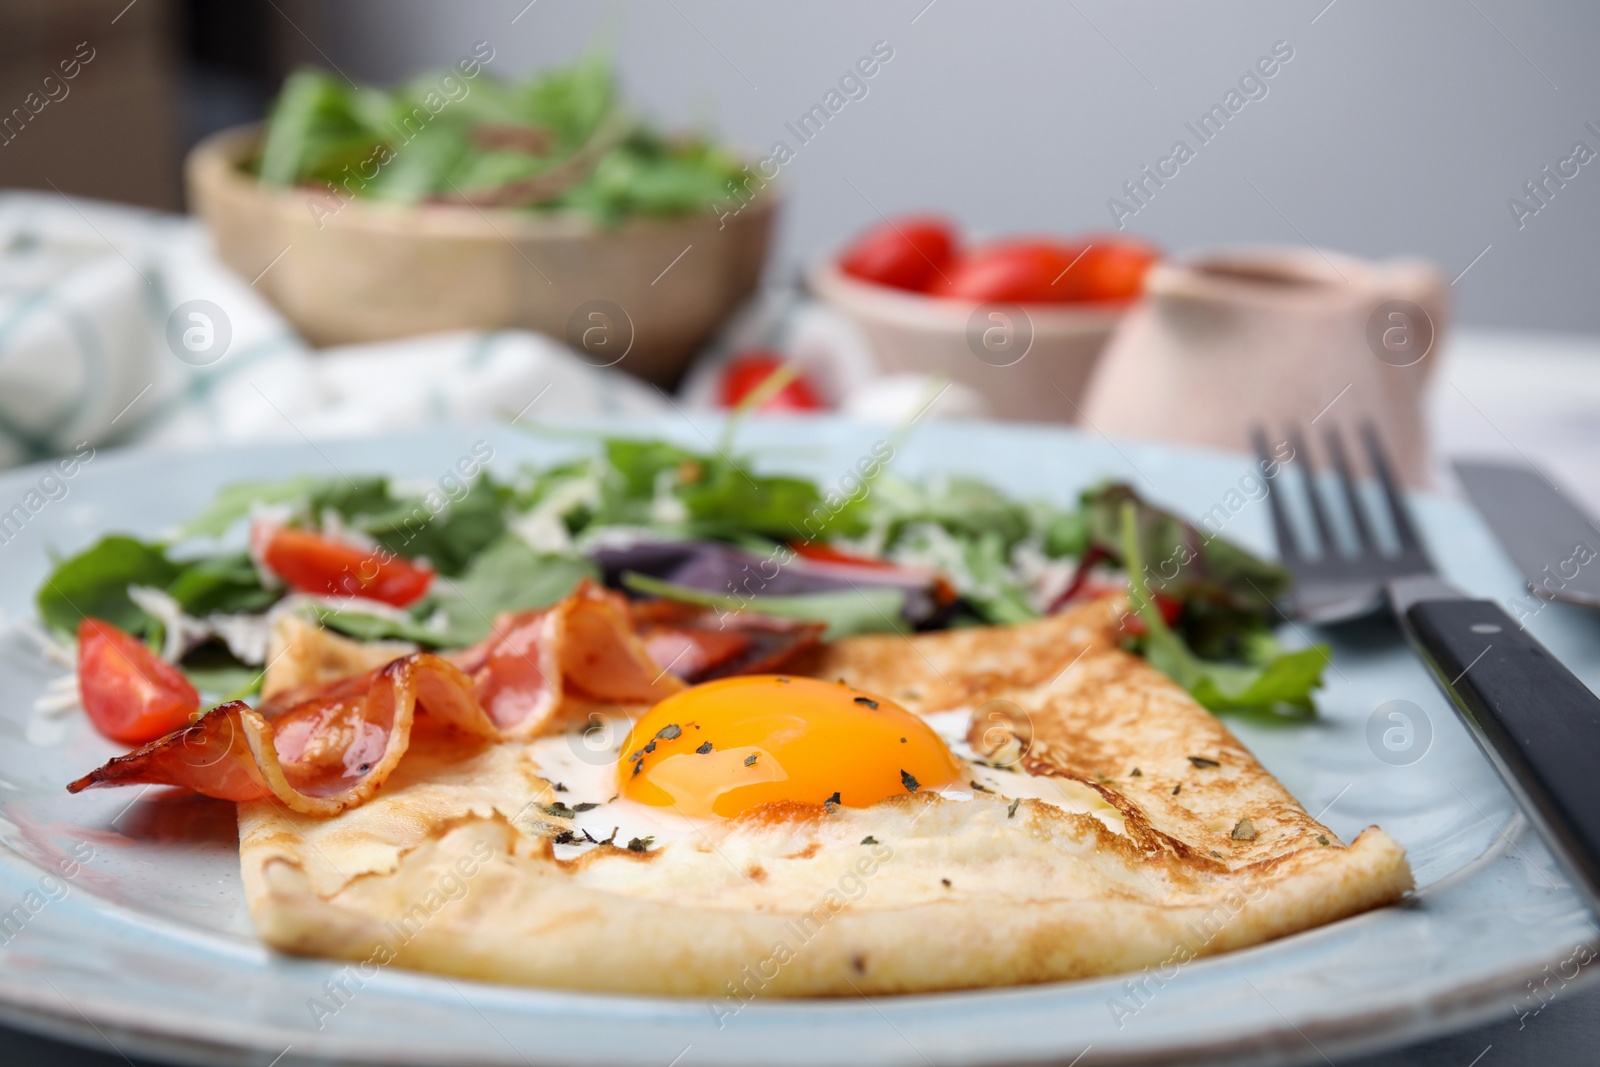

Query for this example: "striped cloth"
[0,192,665,470]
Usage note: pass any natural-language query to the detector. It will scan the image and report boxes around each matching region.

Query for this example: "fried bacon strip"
[629,598,825,682]
[68,654,497,816]
[448,581,687,736]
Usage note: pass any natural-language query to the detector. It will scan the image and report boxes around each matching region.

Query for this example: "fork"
[1254,422,1600,913]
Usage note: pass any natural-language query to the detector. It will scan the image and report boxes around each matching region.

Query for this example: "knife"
[1455,460,1600,609]
[1391,574,1600,914]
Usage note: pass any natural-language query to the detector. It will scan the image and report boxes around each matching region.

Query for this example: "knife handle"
[1405,598,1600,910]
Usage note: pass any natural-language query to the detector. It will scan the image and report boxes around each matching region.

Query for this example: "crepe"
[235,596,1412,996]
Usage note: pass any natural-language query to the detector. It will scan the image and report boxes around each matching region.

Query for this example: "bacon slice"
[449,581,685,736]
[67,654,497,816]
[628,599,825,682]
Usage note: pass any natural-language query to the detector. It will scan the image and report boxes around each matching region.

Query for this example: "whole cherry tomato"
[1061,237,1160,302]
[717,352,826,411]
[935,240,1088,304]
[259,524,434,607]
[838,215,957,292]
[77,618,201,744]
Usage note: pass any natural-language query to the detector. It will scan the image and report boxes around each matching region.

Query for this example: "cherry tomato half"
[838,215,957,292]
[259,525,433,607]
[718,352,826,412]
[77,618,201,744]
[935,240,1088,304]
[1061,237,1160,303]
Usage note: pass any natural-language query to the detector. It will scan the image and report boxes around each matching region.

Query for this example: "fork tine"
[1324,426,1377,551]
[1360,423,1425,553]
[1288,425,1338,558]
[1251,427,1303,561]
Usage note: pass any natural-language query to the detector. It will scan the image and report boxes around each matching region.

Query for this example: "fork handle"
[1405,598,1600,910]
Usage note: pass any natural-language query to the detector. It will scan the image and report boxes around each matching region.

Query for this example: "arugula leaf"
[1120,503,1323,719]
[364,477,511,577]
[1084,482,1290,615]
[621,572,907,640]
[165,551,277,616]
[1083,482,1293,661]
[426,536,596,644]
[37,536,182,638]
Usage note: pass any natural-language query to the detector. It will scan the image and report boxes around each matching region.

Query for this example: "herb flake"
[900,769,919,793]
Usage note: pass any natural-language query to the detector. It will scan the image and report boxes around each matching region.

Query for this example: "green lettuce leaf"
[1120,502,1324,720]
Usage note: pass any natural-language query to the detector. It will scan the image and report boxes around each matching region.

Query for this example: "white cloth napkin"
[0,191,666,470]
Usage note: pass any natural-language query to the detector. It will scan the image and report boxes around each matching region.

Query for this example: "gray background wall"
[289,0,1600,334]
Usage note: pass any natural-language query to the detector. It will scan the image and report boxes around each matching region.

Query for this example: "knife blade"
[1454,460,1600,609]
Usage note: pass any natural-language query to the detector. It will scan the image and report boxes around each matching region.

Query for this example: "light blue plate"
[0,416,1595,1067]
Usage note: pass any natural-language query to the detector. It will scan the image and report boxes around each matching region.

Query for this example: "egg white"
[519,704,1126,858]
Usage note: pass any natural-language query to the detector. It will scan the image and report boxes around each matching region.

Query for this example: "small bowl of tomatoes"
[809,216,1158,423]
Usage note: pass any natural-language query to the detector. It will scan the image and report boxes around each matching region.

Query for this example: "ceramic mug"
[1080,246,1447,487]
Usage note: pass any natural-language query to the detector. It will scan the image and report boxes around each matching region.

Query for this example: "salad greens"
[35,435,1326,717]
[256,53,750,223]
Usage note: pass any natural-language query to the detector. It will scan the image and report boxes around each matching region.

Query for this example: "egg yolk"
[617,675,964,819]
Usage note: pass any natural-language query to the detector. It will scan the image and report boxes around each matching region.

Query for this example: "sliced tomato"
[838,215,957,291]
[259,525,433,607]
[1061,237,1160,302]
[934,240,1088,304]
[77,618,200,744]
[717,352,826,411]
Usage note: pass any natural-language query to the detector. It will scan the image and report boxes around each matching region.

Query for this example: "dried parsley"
[940,878,952,888]
[1230,818,1257,841]
[642,740,657,754]
[824,791,841,805]
[1316,834,1330,846]
[854,696,879,709]
[1129,768,1142,777]
[573,802,600,813]
[1007,798,1021,819]
[656,724,682,741]
[970,780,992,793]
[552,781,568,792]
[744,753,759,767]
[860,836,879,845]
[632,759,643,776]
[541,802,576,819]
[695,741,713,754]
[1171,784,1181,795]
[1188,756,1220,769]
[900,769,920,793]
[626,836,655,853]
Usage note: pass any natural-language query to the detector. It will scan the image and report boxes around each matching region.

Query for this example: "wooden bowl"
[186,125,777,387]
[808,261,1124,423]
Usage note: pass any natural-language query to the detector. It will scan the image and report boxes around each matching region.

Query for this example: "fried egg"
[514,675,1126,857]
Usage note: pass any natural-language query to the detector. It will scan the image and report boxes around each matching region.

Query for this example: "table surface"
[4,327,1598,1067]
